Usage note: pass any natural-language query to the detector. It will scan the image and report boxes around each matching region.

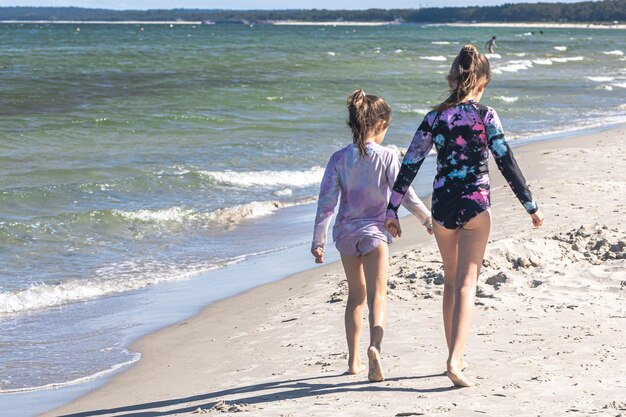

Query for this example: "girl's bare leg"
[340,254,367,374]
[433,222,459,355]
[447,210,491,387]
[362,242,389,382]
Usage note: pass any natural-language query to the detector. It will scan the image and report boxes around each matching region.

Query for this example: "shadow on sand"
[57,372,458,417]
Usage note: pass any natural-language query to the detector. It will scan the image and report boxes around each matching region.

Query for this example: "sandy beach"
[41,126,626,417]
[428,22,626,30]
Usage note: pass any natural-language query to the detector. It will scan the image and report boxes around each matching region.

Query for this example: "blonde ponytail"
[434,44,491,112]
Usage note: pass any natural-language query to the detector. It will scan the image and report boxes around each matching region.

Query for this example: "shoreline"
[1,20,625,29]
[427,22,626,29]
[39,125,626,416]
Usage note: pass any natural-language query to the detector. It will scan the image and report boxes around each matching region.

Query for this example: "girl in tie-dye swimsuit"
[312,89,432,383]
[386,99,538,229]
[386,45,544,388]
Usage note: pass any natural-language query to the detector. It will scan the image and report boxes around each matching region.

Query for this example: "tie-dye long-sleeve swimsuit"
[313,142,431,257]
[387,100,538,229]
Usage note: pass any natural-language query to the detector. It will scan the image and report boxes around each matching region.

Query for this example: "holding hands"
[385,216,433,238]
[384,218,402,238]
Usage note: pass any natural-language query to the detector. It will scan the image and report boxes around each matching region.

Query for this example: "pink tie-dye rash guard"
[312,142,431,251]
[387,101,538,229]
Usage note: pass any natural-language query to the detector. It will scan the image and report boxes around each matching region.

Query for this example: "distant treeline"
[0,0,624,23]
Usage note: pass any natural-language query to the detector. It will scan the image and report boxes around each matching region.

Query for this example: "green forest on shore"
[0,0,624,23]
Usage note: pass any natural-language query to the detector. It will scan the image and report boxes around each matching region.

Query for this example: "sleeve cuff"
[386,208,398,220]
[523,200,538,215]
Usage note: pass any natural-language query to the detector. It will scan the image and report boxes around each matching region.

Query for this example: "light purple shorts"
[335,235,386,257]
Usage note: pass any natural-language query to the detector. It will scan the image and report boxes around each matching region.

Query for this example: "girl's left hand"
[311,247,325,263]
[531,210,544,228]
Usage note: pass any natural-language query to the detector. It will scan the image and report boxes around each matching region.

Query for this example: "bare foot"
[447,363,473,387]
[347,362,366,375]
[461,360,468,371]
[367,346,384,382]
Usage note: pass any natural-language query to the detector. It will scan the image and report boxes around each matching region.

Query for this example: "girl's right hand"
[384,219,402,238]
[311,247,325,263]
[531,210,544,228]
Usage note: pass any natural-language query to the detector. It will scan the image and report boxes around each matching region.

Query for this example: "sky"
[0,0,590,10]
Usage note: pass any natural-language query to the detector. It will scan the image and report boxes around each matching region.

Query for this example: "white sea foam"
[399,106,429,115]
[0,265,214,315]
[114,199,314,230]
[431,41,451,45]
[420,55,447,61]
[273,188,293,197]
[395,49,403,53]
[0,244,288,315]
[510,52,527,57]
[532,58,554,65]
[113,206,198,224]
[492,60,533,74]
[612,82,626,88]
[554,46,568,51]
[493,96,519,103]
[603,50,624,56]
[0,351,142,393]
[599,85,614,91]
[207,201,291,225]
[551,56,584,63]
[266,96,284,101]
[485,53,502,59]
[200,166,324,188]
[586,76,615,82]
[327,51,336,56]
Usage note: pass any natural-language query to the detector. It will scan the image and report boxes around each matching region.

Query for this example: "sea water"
[0,22,624,413]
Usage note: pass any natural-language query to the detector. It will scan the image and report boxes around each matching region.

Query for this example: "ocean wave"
[493,96,519,103]
[603,50,624,56]
[586,76,615,82]
[485,53,502,59]
[554,46,568,51]
[431,41,450,45]
[550,56,584,63]
[398,105,429,115]
[612,82,626,89]
[532,58,553,65]
[492,60,533,74]
[0,263,216,315]
[0,246,286,315]
[114,199,314,229]
[0,351,141,393]
[420,55,447,61]
[199,167,324,188]
[509,52,527,57]
[273,188,293,197]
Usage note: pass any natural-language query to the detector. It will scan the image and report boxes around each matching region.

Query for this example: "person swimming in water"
[385,44,544,388]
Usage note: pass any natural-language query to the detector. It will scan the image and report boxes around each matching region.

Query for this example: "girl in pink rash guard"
[311,89,432,382]
[386,45,545,388]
